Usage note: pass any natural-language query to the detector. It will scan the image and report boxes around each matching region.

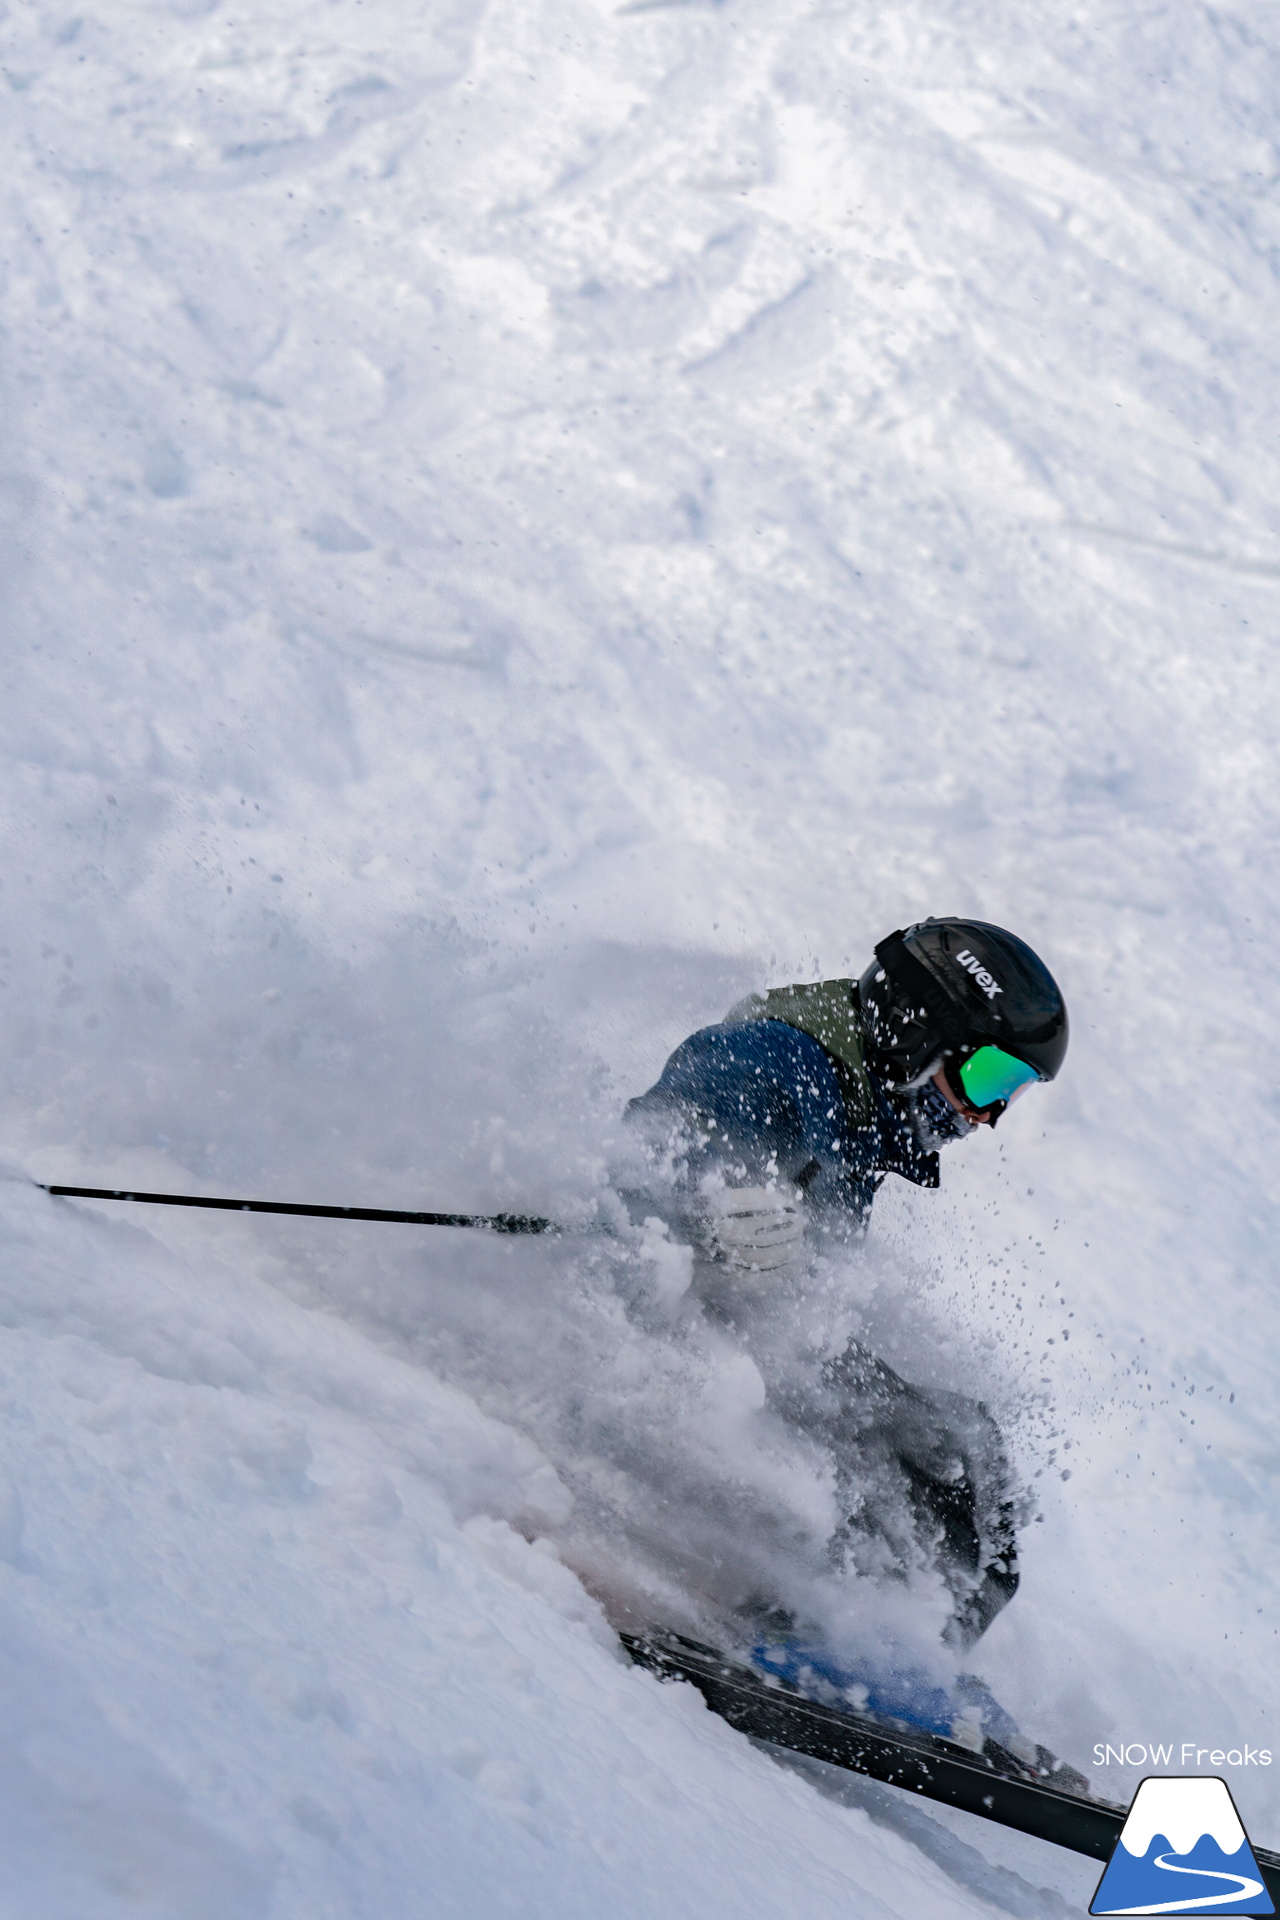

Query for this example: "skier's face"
[931,1066,995,1126]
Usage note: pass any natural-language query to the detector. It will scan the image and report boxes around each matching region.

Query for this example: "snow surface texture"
[2,0,1280,1913]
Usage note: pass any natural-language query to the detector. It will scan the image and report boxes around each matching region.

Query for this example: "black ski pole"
[39,1184,559,1235]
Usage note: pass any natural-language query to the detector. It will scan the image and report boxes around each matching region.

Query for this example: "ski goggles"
[956,1045,1040,1113]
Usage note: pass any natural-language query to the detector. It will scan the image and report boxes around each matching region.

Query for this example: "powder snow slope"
[2,0,1280,1914]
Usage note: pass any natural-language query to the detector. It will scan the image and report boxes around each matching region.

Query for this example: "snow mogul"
[623,917,1069,1656]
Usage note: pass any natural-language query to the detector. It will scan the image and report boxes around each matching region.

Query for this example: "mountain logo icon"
[1090,1776,1274,1915]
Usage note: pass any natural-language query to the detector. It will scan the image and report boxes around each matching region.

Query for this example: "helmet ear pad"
[857,940,967,1090]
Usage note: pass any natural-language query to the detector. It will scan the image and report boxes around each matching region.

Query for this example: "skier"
[623,917,1069,1656]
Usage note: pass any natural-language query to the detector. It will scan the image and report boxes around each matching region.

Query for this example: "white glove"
[705,1187,805,1277]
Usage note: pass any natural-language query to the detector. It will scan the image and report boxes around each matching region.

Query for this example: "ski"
[621,1629,1280,1901]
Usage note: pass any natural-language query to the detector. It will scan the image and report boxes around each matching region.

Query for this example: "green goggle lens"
[957,1045,1040,1111]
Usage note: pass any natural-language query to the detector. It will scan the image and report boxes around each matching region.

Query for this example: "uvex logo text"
[955,950,1003,1000]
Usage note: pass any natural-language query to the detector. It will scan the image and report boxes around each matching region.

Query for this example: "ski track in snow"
[2,0,1280,1912]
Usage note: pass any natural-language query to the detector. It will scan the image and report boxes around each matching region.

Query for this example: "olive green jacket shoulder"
[722,978,874,1131]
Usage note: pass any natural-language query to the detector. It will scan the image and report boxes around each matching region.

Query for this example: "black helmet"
[858,918,1068,1094]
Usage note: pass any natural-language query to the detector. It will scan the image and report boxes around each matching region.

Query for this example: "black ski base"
[621,1629,1280,1902]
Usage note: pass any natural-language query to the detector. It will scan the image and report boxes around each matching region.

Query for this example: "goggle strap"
[873,931,970,1050]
